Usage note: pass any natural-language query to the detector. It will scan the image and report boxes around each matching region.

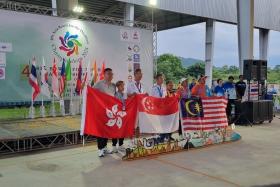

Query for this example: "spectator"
[235,75,247,100]
[214,79,225,96]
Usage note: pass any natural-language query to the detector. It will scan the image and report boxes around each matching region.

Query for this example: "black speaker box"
[243,60,258,80]
[257,60,267,81]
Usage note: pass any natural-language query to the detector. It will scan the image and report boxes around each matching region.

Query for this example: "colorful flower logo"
[59,31,82,56]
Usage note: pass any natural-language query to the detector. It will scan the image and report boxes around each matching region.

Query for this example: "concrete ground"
[1,118,280,187]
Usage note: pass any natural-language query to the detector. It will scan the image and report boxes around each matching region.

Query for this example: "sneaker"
[103,147,113,154]
[112,146,118,153]
[118,145,126,152]
[98,149,104,157]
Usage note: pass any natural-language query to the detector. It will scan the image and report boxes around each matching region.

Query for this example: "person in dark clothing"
[235,75,247,100]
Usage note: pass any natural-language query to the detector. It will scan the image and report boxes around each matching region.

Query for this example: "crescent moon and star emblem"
[185,100,203,117]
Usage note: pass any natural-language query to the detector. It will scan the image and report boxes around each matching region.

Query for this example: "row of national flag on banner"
[81,87,229,138]
[28,57,106,101]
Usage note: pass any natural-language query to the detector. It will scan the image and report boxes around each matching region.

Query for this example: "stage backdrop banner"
[0,9,153,102]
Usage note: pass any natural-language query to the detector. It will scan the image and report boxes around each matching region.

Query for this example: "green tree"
[186,63,205,78]
[156,54,187,82]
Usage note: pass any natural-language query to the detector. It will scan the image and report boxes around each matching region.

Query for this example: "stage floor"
[0,116,81,141]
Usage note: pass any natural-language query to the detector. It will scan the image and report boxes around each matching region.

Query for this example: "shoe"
[112,146,118,153]
[103,147,113,154]
[118,145,126,152]
[98,149,104,157]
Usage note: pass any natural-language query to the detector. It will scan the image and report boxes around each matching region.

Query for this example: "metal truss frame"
[0,131,96,155]
[0,0,153,30]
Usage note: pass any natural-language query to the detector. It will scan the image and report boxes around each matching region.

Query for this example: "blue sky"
[158,22,280,68]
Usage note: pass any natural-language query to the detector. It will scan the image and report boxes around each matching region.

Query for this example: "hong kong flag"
[81,86,138,138]
[137,95,179,133]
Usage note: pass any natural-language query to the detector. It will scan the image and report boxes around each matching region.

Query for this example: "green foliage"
[157,53,279,83]
[156,54,187,82]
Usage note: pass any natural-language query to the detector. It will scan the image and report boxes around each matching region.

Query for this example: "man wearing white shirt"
[151,73,166,98]
[127,68,145,96]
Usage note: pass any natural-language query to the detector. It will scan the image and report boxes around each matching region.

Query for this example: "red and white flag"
[52,58,59,98]
[28,57,40,101]
[180,97,228,131]
[137,95,179,133]
[81,86,138,138]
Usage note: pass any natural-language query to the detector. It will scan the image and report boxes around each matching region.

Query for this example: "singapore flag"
[138,95,179,133]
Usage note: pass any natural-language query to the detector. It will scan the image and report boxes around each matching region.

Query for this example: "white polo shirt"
[127,80,145,95]
[151,84,166,98]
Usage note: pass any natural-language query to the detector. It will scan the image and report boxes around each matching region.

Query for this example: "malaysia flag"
[137,95,179,133]
[28,57,40,101]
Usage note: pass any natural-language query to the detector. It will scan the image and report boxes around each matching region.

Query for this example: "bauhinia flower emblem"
[106,105,126,129]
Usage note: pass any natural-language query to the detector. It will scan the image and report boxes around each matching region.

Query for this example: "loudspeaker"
[257,60,267,81]
[243,60,258,80]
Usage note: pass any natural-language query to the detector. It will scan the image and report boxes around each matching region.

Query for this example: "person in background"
[178,78,190,99]
[112,81,126,153]
[189,78,196,91]
[235,75,247,100]
[214,79,225,96]
[93,68,116,157]
[223,76,237,121]
[191,76,208,97]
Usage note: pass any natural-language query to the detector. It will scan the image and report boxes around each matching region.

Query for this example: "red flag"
[137,95,179,133]
[75,60,82,95]
[28,57,40,101]
[99,61,105,80]
[52,58,59,98]
[83,86,138,138]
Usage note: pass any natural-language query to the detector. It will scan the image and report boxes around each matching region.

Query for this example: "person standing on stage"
[93,68,116,157]
[191,76,208,97]
[112,81,126,153]
[127,68,145,96]
[235,75,247,100]
[214,79,225,96]
[178,78,190,99]
[127,68,145,147]
[223,76,237,121]
[151,73,168,142]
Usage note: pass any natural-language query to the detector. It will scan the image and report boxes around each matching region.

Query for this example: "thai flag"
[59,59,66,97]
[28,57,40,101]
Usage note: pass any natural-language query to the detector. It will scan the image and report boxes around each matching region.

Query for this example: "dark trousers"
[97,137,108,150]
[226,99,236,123]
[112,138,124,146]
[178,120,182,135]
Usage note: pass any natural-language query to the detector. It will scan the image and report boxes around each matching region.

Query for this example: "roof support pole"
[124,3,134,27]
[205,19,215,88]
[259,28,270,60]
[237,0,254,74]
[55,0,78,16]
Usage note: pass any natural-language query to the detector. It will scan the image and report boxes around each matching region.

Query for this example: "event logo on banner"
[50,24,89,63]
